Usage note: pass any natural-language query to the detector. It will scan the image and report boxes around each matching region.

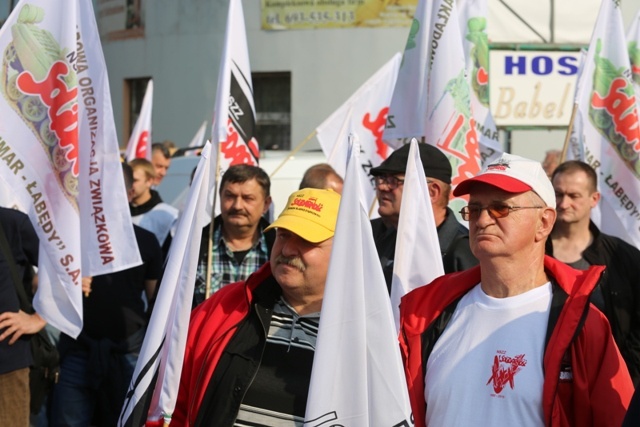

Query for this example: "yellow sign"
[261,0,417,30]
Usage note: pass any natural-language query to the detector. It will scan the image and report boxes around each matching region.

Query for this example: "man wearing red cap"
[399,153,633,427]
[173,188,340,426]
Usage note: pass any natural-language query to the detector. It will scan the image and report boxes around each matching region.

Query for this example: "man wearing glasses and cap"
[173,188,340,426]
[370,143,478,290]
[399,153,633,427]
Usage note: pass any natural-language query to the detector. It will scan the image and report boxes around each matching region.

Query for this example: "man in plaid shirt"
[194,165,275,306]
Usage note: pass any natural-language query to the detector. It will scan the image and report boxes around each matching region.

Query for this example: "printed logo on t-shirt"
[486,350,528,397]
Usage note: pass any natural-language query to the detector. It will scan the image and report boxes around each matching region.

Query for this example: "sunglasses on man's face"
[459,203,543,221]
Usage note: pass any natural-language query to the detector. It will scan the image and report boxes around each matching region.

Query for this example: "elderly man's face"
[270,228,333,300]
[375,174,405,226]
[467,184,548,261]
[220,178,271,231]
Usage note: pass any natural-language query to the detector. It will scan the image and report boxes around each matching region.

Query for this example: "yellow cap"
[265,188,341,243]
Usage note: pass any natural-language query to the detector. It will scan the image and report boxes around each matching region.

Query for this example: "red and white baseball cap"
[453,153,556,208]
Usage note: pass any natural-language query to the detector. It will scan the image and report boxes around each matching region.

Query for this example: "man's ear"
[263,196,273,214]
[536,207,557,242]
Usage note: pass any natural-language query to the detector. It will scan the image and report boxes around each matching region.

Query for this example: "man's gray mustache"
[274,255,306,272]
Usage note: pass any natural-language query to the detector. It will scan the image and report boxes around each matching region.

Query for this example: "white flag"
[305,142,412,426]
[383,0,431,148]
[125,79,153,161]
[458,0,503,165]
[383,0,482,216]
[119,142,213,427]
[316,53,401,213]
[566,48,589,162]
[573,0,640,247]
[426,0,482,215]
[390,139,444,331]
[212,0,259,171]
[0,0,141,337]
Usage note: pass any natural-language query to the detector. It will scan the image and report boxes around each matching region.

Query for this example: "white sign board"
[490,50,580,127]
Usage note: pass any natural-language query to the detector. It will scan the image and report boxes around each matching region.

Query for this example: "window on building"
[124,77,151,144]
[0,0,16,27]
[252,72,291,151]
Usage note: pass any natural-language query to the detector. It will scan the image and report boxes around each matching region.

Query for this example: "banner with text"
[490,50,580,127]
[0,0,141,337]
[261,0,418,30]
[572,0,640,248]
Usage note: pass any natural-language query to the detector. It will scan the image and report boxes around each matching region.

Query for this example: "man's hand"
[82,276,93,297]
[0,311,46,345]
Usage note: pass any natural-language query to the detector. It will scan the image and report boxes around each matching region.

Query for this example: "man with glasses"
[370,143,477,290]
[546,160,640,386]
[399,153,633,427]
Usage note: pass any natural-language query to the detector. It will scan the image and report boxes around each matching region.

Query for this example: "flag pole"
[268,130,318,178]
[560,103,578,163]
[204,142,222,301]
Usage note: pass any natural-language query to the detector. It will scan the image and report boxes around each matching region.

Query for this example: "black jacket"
[546,221,640,385]
[371,207,478,291]
[194,275,281,426]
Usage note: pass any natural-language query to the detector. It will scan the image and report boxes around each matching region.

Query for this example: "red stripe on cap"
[453,174,533,197]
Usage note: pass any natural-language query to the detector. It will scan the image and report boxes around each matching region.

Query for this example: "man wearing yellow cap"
[173,188,340,426]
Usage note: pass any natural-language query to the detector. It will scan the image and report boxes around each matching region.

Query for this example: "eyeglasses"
[459,203,543,221]
[374,175,405,190]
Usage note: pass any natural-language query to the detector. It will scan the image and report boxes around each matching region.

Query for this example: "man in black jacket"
[546,160,640,385]
[370,143,478,290]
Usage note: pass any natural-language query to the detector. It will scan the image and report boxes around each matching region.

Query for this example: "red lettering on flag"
[362,107,390,159]
[438,114,481,190]
[17,61,80,176]
[135,131,149,158]
[591,77,640,152]
[221,119,257,165]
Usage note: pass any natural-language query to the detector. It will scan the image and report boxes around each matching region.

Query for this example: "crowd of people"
[2,141,640,426]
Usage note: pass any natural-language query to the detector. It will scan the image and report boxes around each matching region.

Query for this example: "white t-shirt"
[425,282,552,427]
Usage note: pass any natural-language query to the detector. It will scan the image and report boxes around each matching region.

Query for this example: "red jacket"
[171,263,273,426]
[399,256,633,427]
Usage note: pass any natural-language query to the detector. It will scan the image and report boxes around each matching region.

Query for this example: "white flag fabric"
[212,0,259,171]
[305,142,412,426]
[0,0,141,337]
[573,0,640,247]
[316,53,401,212]
[382,0,431,148]
[390,139,444,331]
[426,0,482,207]
[458,0,503,165]
[125,79,153,161]
[119,142,213,427]
[383,0,482,216]
[566,48,589,162]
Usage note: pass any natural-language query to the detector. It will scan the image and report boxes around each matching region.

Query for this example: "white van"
[156,149,329,218]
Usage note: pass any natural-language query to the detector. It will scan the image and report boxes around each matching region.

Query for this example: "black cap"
[369,143,452,184]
